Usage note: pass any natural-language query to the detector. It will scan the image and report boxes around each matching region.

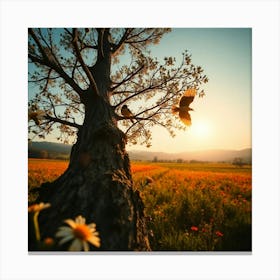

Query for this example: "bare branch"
[72,28,99,96]
[47,93,58,118]
[29,28,85,98]
[28,75,60,83]
[45,114,81,129]
[111,28,133,53]
[111,64,144,92]
[28,52,84,98]
[114,81,165,109]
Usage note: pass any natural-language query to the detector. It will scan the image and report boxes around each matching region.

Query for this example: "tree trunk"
[32,97,150,250]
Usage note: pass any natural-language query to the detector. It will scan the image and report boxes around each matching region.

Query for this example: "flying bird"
[172,88,196,126]
[121,105,135,123]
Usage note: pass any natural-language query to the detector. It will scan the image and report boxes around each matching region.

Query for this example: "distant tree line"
[28,148,69,160]
[150,156,252,165]
[232,157,251,167]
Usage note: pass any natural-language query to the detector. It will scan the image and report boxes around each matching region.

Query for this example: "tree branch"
[29,28,85,99]
[111,64,144,92]
[72,28,99,96]
[28,53,84,99]
[47,93,58,118]
[114,83,163,109]
[111,28,133,53]
[45,114,81,129]
[28,75,60,83]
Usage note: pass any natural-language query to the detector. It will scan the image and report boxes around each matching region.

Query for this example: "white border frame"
[1,0,279,279]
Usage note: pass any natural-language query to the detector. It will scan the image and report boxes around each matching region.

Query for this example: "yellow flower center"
[73,224,92,240]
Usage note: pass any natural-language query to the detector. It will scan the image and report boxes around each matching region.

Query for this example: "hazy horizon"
[30,139,252,154]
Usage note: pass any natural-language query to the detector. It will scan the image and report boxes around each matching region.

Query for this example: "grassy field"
[28,158,252,251]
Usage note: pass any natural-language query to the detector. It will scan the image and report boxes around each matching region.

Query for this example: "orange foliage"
[28,159,68,187]
[130,164,159,173]
[28,158,68,172]
[28,159,161,188]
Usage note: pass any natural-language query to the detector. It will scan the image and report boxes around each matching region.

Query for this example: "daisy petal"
[69,239,82,251]
[88,236,101,248]
[83,241,89,251]
[55,227,73,237]
[75,215,86,225]
[58,234,74,246]
[88,223,96,229]
[64,219,76,229]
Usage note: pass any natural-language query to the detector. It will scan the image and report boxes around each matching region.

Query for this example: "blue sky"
[29,28,252,152]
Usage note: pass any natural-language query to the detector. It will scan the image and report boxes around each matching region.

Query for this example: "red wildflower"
[44,237,54,246]
[215,231,223,237]
[191,226,198,231]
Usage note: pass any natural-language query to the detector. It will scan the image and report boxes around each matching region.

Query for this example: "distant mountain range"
[28,141,72,160]
[128,148,252,163]
[28,141,252,163]
[29,141,72,154]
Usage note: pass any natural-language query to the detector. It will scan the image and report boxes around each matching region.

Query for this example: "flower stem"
[33,212,41,242]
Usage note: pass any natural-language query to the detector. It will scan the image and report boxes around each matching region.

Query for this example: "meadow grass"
[28,158,252,251]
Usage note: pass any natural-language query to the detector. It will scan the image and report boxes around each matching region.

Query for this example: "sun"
[191,120,211,139]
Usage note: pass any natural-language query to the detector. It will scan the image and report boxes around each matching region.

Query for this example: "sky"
[29,28,252,153]
[128,28,252,152]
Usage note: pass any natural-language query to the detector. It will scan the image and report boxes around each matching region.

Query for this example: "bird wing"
[179,88,196,107]
[179,95,194,107]
[179,110,192,126]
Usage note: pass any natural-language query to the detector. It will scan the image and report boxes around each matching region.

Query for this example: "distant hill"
[129,148,252,163]
[28,141,252,163]
[28,141,72,159]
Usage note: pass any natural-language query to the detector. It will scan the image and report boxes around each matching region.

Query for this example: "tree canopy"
[28,28,208,147]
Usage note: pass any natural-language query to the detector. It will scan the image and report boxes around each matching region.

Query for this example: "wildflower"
[145,176,154,185]
[215,231,224,237]
[190,226,198,231]
[28,202,51,242]
[56,215,100,251]
[141,176,154,189]
[28,202,51,213]
[43,237,54,246]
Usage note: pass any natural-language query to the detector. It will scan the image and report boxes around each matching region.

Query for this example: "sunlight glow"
[191,120,211,139]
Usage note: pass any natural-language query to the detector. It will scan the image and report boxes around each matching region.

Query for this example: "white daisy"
[55,215,101,251]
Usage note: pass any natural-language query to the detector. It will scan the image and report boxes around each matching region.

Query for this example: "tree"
[152,156,158,163]
[232,157,245,168]
[28,28,208,251]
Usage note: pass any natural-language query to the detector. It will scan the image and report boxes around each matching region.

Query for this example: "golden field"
[28,158,252,251]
